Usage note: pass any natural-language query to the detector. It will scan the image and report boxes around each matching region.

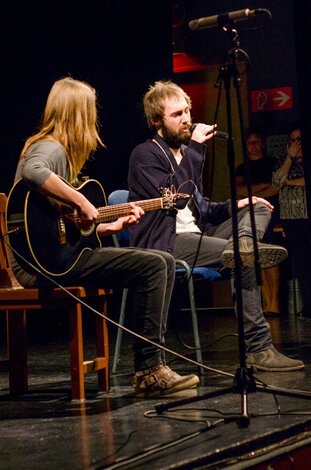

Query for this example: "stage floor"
[1,305,311,469]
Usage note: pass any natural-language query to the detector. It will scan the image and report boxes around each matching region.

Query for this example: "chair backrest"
[0,192,23,288]
[108,190,130,247]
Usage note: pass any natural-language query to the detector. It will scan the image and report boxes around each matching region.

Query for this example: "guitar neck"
[96,198,164,223]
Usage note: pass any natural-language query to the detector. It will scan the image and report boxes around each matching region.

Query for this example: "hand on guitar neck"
[96,203,144,237]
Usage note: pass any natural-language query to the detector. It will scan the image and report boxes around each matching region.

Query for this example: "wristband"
[286,154,293,161]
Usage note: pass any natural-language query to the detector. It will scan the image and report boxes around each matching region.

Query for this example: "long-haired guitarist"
[9,77,199,397]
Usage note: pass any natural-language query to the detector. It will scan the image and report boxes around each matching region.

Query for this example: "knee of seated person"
[166,253,176,271]
[255,201,271,215]
[253,202,272,227]
[146,251,174,273]
[155,250,175,272]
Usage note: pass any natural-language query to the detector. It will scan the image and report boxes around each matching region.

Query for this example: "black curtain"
[0,0,173,196]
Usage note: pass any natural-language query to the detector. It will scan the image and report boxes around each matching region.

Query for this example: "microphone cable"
[5,215,311,399]
[4,233,311,421]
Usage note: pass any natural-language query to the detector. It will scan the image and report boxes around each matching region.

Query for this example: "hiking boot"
[246,347,304,372]
[133,364,200,398]
[221,236,288,269]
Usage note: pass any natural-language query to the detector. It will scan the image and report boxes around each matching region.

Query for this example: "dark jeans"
[173,203,273,353]
[54,247,175,371]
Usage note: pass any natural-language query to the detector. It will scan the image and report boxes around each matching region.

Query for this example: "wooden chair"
[0,192,110,401]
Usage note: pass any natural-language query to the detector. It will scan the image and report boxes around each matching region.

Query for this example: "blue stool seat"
[176,266,222,281]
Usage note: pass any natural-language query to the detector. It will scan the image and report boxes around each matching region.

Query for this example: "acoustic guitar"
[6,178,188,276]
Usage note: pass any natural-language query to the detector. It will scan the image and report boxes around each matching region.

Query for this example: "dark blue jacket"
[128,134,231,253]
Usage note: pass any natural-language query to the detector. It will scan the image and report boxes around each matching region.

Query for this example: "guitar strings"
[67,189,189,224]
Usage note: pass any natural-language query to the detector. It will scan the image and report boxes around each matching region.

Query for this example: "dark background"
[0,0,310,207]
[0,0,172,197]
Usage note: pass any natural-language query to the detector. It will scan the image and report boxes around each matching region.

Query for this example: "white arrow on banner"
[273,90,290,107]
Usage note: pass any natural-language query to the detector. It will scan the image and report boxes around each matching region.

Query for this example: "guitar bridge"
[58,216,67,245]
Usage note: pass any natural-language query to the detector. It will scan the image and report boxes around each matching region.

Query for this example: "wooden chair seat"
[0,193,110,401]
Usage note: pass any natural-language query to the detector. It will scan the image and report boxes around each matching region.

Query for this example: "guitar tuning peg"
[159,187,170,197]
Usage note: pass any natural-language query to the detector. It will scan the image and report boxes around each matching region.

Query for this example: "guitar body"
[6,179,105,277]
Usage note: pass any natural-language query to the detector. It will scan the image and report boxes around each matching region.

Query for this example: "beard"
[160,121,192,148]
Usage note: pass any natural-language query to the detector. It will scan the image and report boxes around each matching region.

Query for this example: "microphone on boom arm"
[188,8,271,31]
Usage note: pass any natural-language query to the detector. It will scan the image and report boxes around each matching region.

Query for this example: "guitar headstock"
[160,187,190,209]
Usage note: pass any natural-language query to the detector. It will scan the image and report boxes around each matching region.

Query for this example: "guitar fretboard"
[96,198,164,223]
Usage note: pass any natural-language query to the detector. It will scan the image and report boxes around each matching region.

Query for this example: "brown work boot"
[133,364,200,398]
[221,236,288,269]
[246,348,304,372]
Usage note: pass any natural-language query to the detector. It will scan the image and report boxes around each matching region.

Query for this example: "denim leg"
[211,202,272,241]
[236,204,277,352]
[174,205,273,354]
[232,267,273,353]
[236,202,272,240]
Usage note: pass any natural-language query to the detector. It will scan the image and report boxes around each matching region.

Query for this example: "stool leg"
[96,298,110,393]
[186,274,204,375]
[70,303,85,401]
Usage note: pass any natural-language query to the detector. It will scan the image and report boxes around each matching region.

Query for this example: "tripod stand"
[155,17,311,428]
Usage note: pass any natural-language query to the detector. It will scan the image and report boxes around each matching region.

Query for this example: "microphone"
[189,8,268,31]
[190,124,229,141]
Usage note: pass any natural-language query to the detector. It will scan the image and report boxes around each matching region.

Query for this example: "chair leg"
[112,288,128,374]
[96,297,110,393]
[69,303,85,401]
[186,275,204,375]
[7,309,28,396]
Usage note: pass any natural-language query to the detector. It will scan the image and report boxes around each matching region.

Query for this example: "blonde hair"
[20,77,105,182]
[143,80,192,128]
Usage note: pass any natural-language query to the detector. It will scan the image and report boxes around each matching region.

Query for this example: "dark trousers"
[173,203,273,353]
[62,247,175,371]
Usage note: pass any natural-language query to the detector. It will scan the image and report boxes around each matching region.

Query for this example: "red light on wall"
[173,52,207,73]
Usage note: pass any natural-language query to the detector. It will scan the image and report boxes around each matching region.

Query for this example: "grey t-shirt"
[14,140,70,186]
[11,140,70,287]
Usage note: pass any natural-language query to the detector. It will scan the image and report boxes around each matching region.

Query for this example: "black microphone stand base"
[155,365,257,429]
[154,365,311,428]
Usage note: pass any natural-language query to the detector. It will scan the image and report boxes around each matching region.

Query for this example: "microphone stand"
[154,20,311,428]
